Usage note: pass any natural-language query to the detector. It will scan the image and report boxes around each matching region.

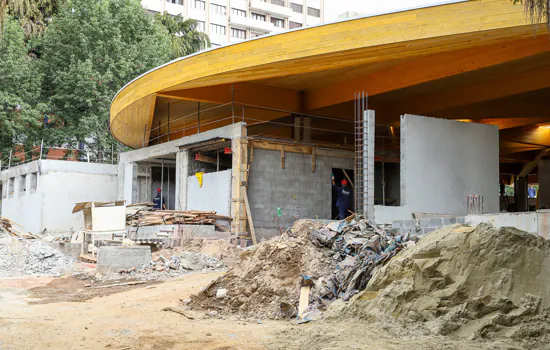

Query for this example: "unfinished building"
[111,0,550,240]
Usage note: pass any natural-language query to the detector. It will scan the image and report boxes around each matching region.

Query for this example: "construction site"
[3,0,550,349]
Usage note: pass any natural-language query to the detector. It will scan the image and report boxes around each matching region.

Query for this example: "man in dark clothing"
[332,175,352,219]
[153,188,166,210]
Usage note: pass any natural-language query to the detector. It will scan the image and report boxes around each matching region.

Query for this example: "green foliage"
[156,12,210,59]
[40,0,172,157]
[7,0,63,39]
[0,16,44,161]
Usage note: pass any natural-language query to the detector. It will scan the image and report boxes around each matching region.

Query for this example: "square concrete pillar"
[175,149,189,211]
[515,177,528,212]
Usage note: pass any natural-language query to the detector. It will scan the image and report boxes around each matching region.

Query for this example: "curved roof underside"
[110,0,549,149]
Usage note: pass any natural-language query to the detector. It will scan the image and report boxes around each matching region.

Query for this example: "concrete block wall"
[248,149,353,237]
[392,216,466,237]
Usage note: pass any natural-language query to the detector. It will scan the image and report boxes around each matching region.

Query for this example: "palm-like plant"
[156,12,211,58]
[513,0,549,28]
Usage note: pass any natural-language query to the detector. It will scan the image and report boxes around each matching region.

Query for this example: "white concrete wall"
[400,115,499,216]
[186,169,232,216]
[1,160,117,235]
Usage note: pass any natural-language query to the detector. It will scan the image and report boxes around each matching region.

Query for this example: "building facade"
[141,0,324,46]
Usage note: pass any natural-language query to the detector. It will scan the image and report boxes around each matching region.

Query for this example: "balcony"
[250,0,294,18]
[229,15,275,33]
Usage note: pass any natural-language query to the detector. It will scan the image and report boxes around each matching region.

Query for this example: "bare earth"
[0,271,523,350]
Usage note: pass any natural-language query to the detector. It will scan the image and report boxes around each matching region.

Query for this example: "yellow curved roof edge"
[109,0,467,106]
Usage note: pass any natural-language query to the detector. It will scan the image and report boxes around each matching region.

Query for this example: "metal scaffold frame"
[354,92,375,219]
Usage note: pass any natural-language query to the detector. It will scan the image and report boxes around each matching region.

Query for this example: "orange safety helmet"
[341,179,348,186]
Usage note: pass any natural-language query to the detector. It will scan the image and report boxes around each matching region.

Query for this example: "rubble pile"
[328,223,550,344]
[188,216,409,319]
[91,249,228,282]
[0,238,72,277]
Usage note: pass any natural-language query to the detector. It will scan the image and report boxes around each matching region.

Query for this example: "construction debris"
[188,216,409,319]
[0,238,72,277]
[126,206,231,227]
[0,217,37,239]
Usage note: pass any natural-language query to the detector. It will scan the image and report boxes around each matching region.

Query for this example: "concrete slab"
[97,246,151,272]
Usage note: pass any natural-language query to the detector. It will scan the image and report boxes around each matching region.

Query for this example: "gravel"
[0,238,73,277]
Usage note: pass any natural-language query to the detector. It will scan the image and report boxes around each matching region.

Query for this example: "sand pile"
[188,218,408,320]
[329,223,550,343]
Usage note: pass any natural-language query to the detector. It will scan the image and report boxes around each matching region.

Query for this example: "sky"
[324,0,462,21]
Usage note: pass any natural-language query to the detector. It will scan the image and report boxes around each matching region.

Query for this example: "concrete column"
[175,149,189,211]
[515,177,528,212]
[303,117,311,142]
[365,110,375,219]
[122,162,134,204]
[539,160,550,209]
[294,116,302,141]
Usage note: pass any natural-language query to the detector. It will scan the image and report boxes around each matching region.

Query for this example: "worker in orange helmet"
[332,174,352,220]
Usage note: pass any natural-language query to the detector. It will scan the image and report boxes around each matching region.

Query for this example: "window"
[210,3,226,15]
[197,21,206,32]
[289,21,302,29]
[166,0,183,4]
[251,13,266,21]
[290,3,302,13]
[194,0,205,10]
[231,8,246,17]
[231,28,246,39]
[271,0,285,6]
[271,17,284,28]
[30,172,37,193]
[8,178,14,198]
[211,23,226,35]
[307,7,320,17]
[18,175,26,195]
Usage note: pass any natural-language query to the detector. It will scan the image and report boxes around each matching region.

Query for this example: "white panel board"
[187,170,231,216]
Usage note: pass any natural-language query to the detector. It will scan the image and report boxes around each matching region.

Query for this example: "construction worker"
[153,188,166,210]
[332,174,352,220]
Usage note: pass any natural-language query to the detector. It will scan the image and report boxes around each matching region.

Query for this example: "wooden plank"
[518,148,550,178]
[242,187,257,245]
[298,285,311,316]
[250,140,354,159]
[343,169,355,189]
[281,145,285,169]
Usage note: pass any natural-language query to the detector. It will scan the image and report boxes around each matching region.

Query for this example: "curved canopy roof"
[111,0,549,159]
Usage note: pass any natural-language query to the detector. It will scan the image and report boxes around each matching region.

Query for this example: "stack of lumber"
[127,209,231,227]
[126,202,155,222]
[0,217,37,239]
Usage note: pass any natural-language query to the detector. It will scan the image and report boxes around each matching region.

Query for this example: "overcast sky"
[324,0,463,21]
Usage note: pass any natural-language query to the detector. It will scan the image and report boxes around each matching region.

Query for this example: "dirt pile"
[0,238,73,277]
[329,224,550,344]
[188,218,409,320]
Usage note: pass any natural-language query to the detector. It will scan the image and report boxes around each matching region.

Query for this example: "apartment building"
[141,0,324,46]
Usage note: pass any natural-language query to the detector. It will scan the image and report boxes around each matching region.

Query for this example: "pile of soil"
[328,224,550,345]
[188,220,334,319]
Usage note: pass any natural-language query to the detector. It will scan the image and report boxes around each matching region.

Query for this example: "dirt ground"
[0,272,526,350]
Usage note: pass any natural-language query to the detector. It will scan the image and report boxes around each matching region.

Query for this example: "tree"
[512,0,549,28]
[156,12,210,59]
[40,0,172,156]
[0,16,44,163]
[1,0,62,39]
